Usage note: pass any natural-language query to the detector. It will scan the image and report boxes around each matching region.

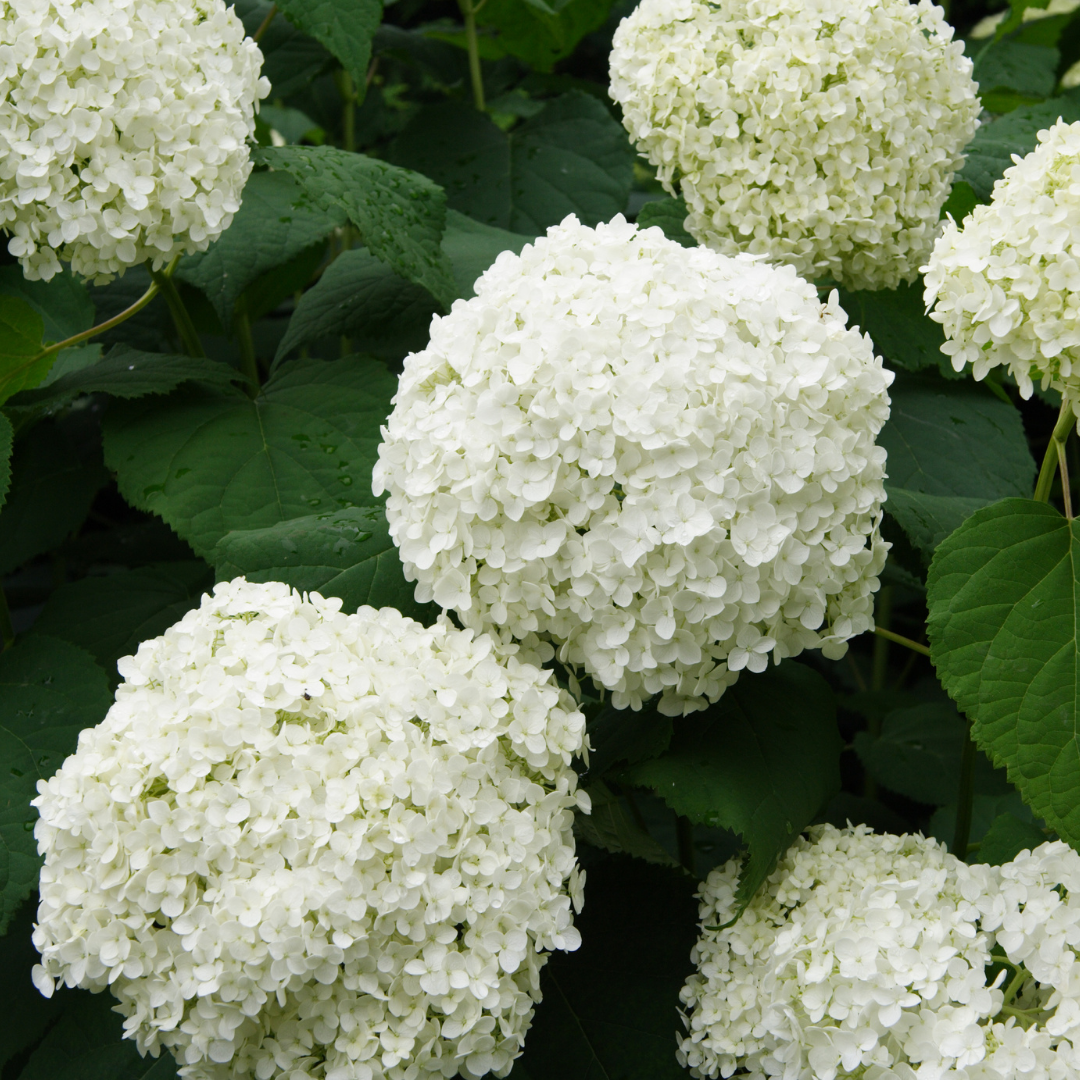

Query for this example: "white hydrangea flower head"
[677,824,1003,1080]
[0,0,271,283]
[374,215,892,717]
[32,578,588,1080]
[608,0,980,290]
[924,119,1080,425]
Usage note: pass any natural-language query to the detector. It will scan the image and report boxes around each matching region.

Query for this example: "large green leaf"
[974,812,1049,865]
[275,0,382,90]
[973,40,1059,100]
[853,701,1008,805]
[0,296,52,406]
[234,0,333,98]
[34,562,214,680]
[927,498,1080,847]
[960,91,1080,200]
[507,858,695,1080]
[0,419,107,576]
[636,196,695,247]
[212,506,437,624]
[103,357,396,559]
[9,346,245,413]
[388,94,634,235]
[175,171,343,327]
[622,663,840,908]
[837,281,947,373]
[0,266,94,343]
[275,211,532,363]
[0,635,112,933]
[573,781,680,868]
[254,146,456,308]
[477,0,613,71]
[878,374,1036,562]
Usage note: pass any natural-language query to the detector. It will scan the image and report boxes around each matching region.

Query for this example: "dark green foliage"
[636,196,695,245]
[975,813,1049,864]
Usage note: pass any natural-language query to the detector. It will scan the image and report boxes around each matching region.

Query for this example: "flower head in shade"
[0,0,270,282]
[375,215,892,716]
[32,578,587,1080]
[609,0,980,290]
[924,119,1080,424]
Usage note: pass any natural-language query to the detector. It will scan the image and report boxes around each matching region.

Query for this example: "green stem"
[873,626,930,657]
[952,719,977,860]
[1034,401,1075,504]
[233,296,260,397]
[253,3,277,43]
[1000,965,1030,1008]
[150,267,205,357]
[0,585,14,651]
[458,0,486,112]
[870,586,894,698]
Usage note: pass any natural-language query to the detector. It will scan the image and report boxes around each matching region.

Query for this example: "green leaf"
[941,180,979,224]
[0,295,52,406]
[103,357,395,559]
[927,498,1080,848]
[853,701,1008,805]
[0,411,11,513]
[929,790,1036,851]
[8,346,246,412]
[387,94,634,236]
[0,635,112,934]
[573,780,681,868]
[836,281,946,373]
[275,211,532,363]
[586,700,672,778]
[34,562,214,680]
[636,196,695,247]
[960,91,1080,200]
[233,0,333,98]
[275,0,382,90]
[507,858,695,1080]
[878,373,1036,561]
[175,171,343,327]
[973,40,1059,99]
[621,663,840,908]
[254,145,457,308]
[477,0,613,71]
[975,812,1050,864]
[0,419,107,576]
[0,266,94,344]
[212,506,437,624]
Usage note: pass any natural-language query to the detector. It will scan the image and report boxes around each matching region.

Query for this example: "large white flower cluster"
[32,578,588,1080]
[0,0,270,283]
[608,0,980,291]
[679,825,1080,1080]
[924,119,1080,422]
[375,215,892,717]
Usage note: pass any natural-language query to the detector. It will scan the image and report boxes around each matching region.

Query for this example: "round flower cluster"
[0,0,270,283]
[608,0,980,291]
[679,825,1080,1080]
[375,215,892,717]
[924,119,1080,422]
[32,578,588,1080]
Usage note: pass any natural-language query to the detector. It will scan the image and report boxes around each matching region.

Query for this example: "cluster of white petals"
[0,0,270,283]
[679,825,1000,1080]
[608,0,980,290]
[32,579,587,1080]
[375,215,891,717]
[680,826,1080,1080]
[924,119,1080,423]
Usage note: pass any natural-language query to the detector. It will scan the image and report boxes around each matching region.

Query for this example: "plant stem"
[253,3,277,43]
[1034,401,1075,504]
[873,626,930,657]
[150,267,205,357]
[870,586,894,701]
[458,0,486,112]
[952,719,977,860]
[1058,437,1074,519]
[1000,965,1030,1008]
[0,585,14,651]
[233,296,260,397]
[675,814,695,876]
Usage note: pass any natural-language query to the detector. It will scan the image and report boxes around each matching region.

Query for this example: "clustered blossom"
[608,0,980,290]
[375,215,892,717]
[0,0,270,282]
[679,825,1080,1080]
[924,119,1080,424]
[32,579,588,1080]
